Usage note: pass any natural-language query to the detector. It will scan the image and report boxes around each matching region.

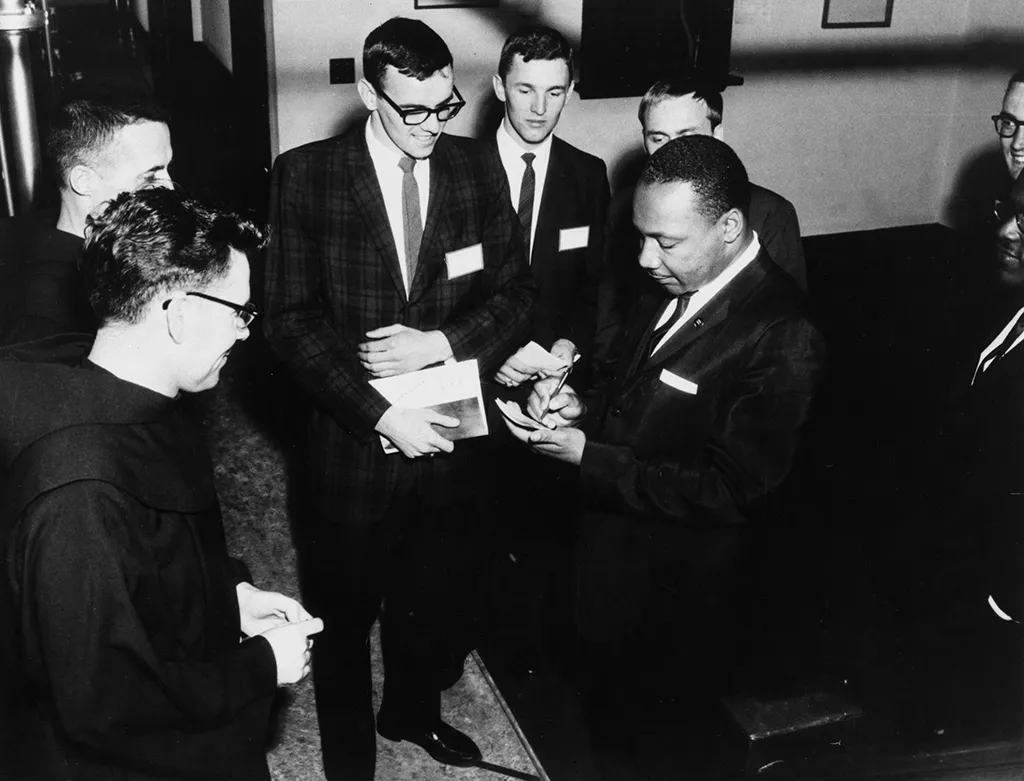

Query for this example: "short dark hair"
[638,135,750,222]
[81,189,268,326]
[498,26,575,83]
[363,17,453,92]
[638,78,723,131]
[46,97,169,187]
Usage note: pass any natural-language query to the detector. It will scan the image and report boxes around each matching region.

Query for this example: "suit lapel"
[349,135,406,301]
[409,143,451,301]
[640,252,771,374]
[971,340,1024,392]
[532,139,565,273]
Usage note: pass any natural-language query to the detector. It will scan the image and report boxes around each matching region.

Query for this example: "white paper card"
[445,243,484,279]
[659,369,698,395]
[495,398,553,431]
[514,340,571,377]
[558,225,590,252]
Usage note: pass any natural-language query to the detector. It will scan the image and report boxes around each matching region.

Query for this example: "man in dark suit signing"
[263,17,534,780]
[597,79,806,367]
[506,135,825,776]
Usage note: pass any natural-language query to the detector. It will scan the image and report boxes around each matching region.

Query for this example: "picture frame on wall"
[414,0,498,8]
[821,0,894,29]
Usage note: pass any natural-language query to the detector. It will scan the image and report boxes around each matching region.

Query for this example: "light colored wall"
[202,0,233,74]
[267,0,1023,237]
[724,0,970,236]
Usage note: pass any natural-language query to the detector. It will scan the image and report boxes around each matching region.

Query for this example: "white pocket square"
[659,369,698,395]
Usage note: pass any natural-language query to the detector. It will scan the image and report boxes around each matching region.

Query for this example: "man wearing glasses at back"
[263,16,533,781]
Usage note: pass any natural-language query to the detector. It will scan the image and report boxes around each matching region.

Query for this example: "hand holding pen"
[530,353,583,427]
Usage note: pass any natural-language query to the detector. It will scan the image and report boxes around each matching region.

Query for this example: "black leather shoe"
[377,717,482,766]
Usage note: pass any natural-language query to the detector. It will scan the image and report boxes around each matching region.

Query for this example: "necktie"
[398,156,422,284]
[982,309,1024,373]
[518,152,536,262]
[647,292,695,356]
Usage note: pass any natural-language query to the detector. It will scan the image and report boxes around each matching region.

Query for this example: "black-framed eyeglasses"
[994,199,1024,233]
[992,113,1024,139]
[376,85,465,126]
[163,291,259,327]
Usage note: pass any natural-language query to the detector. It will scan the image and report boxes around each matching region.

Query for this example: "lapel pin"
[693,318,703,328]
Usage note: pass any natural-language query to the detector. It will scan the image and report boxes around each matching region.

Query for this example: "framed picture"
[821,0,894,28]
[414,0,497,8]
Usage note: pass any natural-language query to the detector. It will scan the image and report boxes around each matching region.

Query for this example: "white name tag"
[659,369,698,395]
[558,225,590,252]
[445,243,484,279]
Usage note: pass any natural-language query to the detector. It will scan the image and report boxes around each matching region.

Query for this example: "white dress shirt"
[650,233,763,355]
[365,119,430,295]
[495,120,553,263]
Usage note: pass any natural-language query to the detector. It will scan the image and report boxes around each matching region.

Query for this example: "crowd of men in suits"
[0,14,1021,781]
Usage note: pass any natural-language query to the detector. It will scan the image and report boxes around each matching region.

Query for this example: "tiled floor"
[205,372,546,781]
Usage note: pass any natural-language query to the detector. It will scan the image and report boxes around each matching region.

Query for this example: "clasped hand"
[236,582,322,685]
[359,324,446,379]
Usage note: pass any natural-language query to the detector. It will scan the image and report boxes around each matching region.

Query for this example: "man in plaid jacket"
[263,17,534,781]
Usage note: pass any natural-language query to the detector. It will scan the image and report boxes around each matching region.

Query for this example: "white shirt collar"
[496,119,554,171]
[650,233,762,354]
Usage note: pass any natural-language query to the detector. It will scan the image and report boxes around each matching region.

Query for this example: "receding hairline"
[86,119,170,172]
[640,92,713,130]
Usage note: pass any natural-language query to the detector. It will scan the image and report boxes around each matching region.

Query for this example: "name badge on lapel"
[558,226,589,252]
[445,243,484,280]
[658,369,698,395]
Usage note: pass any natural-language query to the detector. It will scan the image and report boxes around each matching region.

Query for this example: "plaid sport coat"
[263,124,534,520]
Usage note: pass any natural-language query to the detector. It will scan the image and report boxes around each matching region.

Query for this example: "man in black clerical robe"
[0,189,322,780]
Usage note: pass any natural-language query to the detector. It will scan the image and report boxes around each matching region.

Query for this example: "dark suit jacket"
[749,183,806,292]
[488,136,609,369]
[264,125,535,523]
[573,251,826,650]
[0,216,95,345]
[934,327,1024,621]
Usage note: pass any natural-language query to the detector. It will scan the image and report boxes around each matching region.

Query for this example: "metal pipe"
[0,0,44,215]
[41,0,54,81]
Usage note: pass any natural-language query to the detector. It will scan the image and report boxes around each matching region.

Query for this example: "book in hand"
[369,359,488,454]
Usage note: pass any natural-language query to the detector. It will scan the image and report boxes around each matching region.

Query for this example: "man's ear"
[720,208,744,244]
[67,164,95,198]
[357,79,378,112]
[492,74,506,103]
[712,123,725,142]
[565,80,576,102]
[163,296,188,345]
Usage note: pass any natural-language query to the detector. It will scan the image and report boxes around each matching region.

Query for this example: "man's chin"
[995,249,1024,287]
